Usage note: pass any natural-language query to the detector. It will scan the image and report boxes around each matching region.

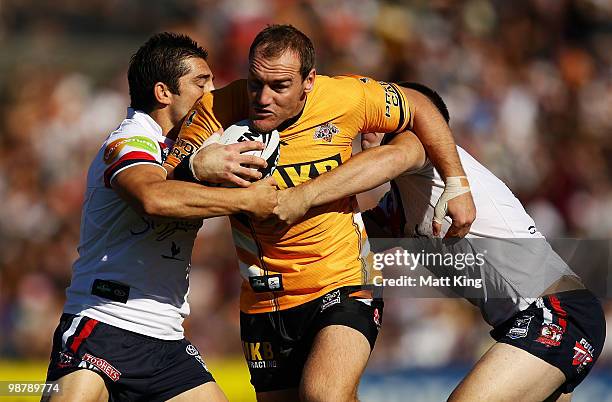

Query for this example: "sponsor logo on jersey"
[171,138,197,160]
[273,154,342,188]
[535,323,564,347]
[81,353,122,381]
[130,216,201,241]
[573,338,595,372]
[91,279,130,303]
[378,81,401,119]
[507,315,533,339]
[313,122,339,143]
[103,136,158,164]
[242,341,277,369]
[249,274,284,293]
[320,289,341,312]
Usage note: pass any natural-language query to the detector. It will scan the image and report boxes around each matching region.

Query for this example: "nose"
[256,85,273,107]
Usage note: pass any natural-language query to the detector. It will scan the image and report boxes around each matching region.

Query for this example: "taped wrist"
[433,176,471,224]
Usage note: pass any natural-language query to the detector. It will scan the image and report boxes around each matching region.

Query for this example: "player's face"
[248,50,315,133]
[170,57,214,126]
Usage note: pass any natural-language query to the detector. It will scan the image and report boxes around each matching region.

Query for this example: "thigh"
[298,288,383,402]
[45,370,108,402]
[449,342,566,402]
[167,382,228,402]
[300,325,371,402]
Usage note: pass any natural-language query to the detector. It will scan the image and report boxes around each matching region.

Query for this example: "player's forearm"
[136,181,251,219]
[300,133,425,208]
[401,88,465,180]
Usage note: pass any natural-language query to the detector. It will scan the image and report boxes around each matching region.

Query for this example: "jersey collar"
[127,108,164,138]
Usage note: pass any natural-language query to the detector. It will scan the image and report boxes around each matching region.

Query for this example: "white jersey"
[64,108,202,340]
[374,146,577,326]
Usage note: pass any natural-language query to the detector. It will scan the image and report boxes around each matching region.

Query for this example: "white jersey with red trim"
[376,146,577,326]
[64,108,202,340]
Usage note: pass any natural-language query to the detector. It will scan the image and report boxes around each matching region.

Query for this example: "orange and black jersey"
[165,75,412,314]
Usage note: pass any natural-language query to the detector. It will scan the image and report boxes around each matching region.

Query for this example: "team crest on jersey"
[313,122,339,143]
[535,323,564,347]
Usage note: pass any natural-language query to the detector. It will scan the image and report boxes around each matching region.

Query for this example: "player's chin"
[250,117,278,133]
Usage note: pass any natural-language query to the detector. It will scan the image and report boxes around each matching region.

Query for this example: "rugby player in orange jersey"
[166,25,475,402]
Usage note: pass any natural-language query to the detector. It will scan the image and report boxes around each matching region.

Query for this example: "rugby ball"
[219,119,280,180]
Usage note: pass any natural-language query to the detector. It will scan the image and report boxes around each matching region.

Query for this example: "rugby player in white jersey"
[273,83,605,401]
[44,33,277,402]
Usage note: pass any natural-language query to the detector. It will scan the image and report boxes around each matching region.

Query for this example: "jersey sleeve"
[164,79,250,169]
[347,76,414,135]
[102,132,164,188]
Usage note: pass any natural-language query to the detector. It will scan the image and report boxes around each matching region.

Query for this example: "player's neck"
[277,99,307,132]
[148,108,175,138]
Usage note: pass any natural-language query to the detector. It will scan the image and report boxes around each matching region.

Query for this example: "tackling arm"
[113,165,277,220]
[273,131,426,225]
[400,86,475,237]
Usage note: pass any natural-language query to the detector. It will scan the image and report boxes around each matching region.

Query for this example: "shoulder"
[102,118,162,165]
[309,75,365,109]
[317,75,365,94]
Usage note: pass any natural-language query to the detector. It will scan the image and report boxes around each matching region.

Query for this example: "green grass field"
[0,358,256,401]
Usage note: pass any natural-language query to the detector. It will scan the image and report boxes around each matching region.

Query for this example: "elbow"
[140,197,164,217]
[140,193,179,219]
[135,186,171,218]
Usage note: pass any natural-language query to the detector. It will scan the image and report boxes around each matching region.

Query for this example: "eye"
[248,80,263,91]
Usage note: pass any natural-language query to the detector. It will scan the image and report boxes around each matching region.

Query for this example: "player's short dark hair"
[396,82,450,124]
[249,24,315,80]
[128,32,208,113]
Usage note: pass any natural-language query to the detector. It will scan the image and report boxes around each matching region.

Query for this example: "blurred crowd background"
[0,0,611,396]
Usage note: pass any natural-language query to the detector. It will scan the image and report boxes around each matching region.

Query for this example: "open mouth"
[252,107,274,119]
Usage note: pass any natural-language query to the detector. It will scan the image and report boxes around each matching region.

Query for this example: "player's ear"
[303,69,316,93]
[153,82,172,106]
